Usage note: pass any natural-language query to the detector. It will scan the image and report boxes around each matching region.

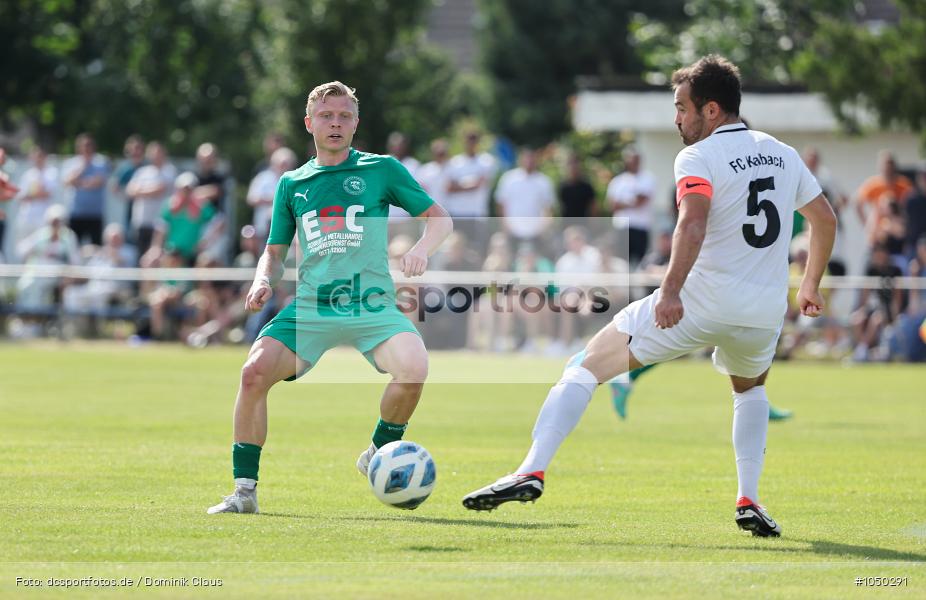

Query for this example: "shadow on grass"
[587,538,926,562]
[260,513,579,530]
[405,545,464,553]
[695,539,926,562]
[260,512,316,520]
[790,539,926,562]
[343,515,580,530]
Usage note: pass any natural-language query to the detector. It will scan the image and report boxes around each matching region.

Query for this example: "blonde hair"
[305,81,359,116]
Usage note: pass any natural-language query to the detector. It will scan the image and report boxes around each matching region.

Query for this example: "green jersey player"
[208,81,452,514]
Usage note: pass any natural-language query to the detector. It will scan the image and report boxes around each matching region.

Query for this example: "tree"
[630,0,853,85]
[630,0,924,146]
[793,0,926,144]
[251,0,464,156]
[0,0,262,172]
[1,0,464,169]
[476,0,684,146]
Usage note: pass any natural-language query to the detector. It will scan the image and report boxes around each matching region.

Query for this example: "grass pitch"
[1,342,924,598]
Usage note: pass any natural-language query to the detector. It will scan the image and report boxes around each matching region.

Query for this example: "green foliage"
[476,0,684,146]
[629,0,924,145]
[251,0,462,155]
[793,0,926,144]
[0,0,262,175]
[630,0,854,85]
[1,0,463,174]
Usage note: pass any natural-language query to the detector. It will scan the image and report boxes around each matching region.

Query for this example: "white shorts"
[612,290,781,378]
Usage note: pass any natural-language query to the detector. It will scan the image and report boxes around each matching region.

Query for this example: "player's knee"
[394,357,428,383]
[756,370,770,386]
[240,358,273,392]
[577,347,614,383]
[731,370,767,393]
[557,363,600,390]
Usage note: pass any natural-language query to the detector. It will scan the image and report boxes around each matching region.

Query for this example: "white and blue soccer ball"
[367,440,436,510]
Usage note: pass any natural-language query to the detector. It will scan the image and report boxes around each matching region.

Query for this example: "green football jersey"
[266,149,434,314]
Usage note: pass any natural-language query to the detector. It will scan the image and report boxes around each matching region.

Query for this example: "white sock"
[235,477,257,491]
[517,366,599,474]
[732,386,769,503]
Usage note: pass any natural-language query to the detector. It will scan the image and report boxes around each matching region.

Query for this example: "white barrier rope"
[0,264,924,289]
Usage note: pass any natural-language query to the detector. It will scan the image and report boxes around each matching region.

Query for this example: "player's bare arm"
[796,194,837,317]
[402,203,453,277]
[656,192,710,329]
[245,243,288,312]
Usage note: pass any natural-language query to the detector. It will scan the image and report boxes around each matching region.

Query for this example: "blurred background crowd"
[1,0,924,362]
[1,131,924,363]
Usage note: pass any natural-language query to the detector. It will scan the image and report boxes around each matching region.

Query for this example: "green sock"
[232,442,262,481]
[372,419,407,449]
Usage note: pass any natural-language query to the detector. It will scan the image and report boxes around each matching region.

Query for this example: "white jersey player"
[463,55,838,538]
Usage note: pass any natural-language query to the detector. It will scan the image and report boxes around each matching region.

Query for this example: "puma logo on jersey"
[293,191,310,202]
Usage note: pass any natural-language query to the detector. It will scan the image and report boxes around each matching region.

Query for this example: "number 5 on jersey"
[742,176,780,249]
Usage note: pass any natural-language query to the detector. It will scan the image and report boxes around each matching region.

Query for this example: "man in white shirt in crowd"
[126,141,177,259]
[607,147,655,265]
[14,147,59,249]
[548,226,602,355]
[494,148,554,247]
[416,139,451,212]
[247,147,297,245]
[446,130,496,249]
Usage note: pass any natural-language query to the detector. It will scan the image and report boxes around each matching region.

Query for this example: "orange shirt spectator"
[857,176,913,207]
[855,151,913,226]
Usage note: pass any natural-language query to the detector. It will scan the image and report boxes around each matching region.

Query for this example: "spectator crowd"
[1,132,924,362]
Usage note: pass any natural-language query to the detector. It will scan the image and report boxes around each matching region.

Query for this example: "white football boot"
[206,487,259,514]
[356,442,377,477]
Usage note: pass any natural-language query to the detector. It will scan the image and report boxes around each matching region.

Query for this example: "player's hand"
[245,280,273,312]
[400,247,428,277]
[797,284,825,317]
[654,291,684,329]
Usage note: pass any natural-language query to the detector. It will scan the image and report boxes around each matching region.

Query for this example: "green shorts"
[257,301,420,380]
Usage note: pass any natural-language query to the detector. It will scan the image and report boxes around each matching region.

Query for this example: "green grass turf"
[0,342,924,598]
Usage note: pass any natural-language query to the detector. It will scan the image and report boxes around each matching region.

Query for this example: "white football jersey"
[674,123,822,329]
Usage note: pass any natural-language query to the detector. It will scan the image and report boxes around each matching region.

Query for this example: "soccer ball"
[367,440,436,510]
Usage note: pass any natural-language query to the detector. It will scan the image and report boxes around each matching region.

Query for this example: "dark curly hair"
[671,55,741,116]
